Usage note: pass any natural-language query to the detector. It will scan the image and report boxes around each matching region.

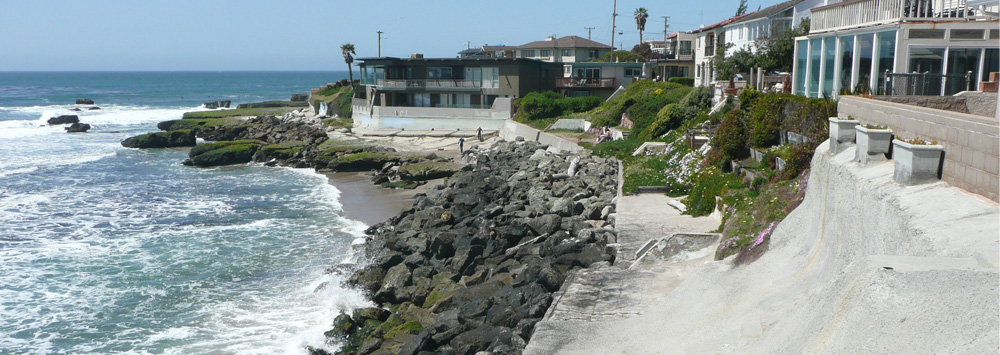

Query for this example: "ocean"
[0,71,370,354]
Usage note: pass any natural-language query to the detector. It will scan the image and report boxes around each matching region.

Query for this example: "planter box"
[855,126,894,166]
[729,160,742,174]
[787,131,809,145]
[892,140,944,185]
[775,156,787,171]
[750,148,765,162]
[828,117,859,154]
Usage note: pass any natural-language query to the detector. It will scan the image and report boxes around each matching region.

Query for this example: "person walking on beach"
[476,127,483,141]
[458,137,465,153]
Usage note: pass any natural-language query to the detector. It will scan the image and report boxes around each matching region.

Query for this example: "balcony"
[371,79,500,90]
[811,0,998,34]
[556,77,617,88]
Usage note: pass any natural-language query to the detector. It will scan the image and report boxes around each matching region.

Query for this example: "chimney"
[545,36,555,41]
[410,53,424,59]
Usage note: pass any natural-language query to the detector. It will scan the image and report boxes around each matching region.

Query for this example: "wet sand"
[324,171,441,226]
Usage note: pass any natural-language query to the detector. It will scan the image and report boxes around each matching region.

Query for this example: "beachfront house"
[693,14,751,87]
[514,35,613,63]
[352,56,561,130]
[722,0,822,56]
[557,62,651,99]
[654,32,696,81]
[793,0,1000,98]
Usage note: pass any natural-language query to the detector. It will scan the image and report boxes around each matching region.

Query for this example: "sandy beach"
[324,171,442,226]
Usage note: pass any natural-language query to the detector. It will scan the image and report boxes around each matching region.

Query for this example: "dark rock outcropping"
[204,100,232,109]
[47,115,79,125]
[323,141,619,354]
[291,94,310,102]
[65,122,91,133]
[76,99,94,105]
[121,130,197,148]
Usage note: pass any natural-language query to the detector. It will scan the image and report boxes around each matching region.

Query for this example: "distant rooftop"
[732,0,804,23]
[517,35,612,49]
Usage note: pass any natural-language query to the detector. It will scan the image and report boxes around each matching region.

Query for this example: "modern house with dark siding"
[352,56,561,130]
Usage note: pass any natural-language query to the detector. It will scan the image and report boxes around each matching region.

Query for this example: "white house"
[792,0,999,98]
[693,14,751,86]
[722,0,829,56]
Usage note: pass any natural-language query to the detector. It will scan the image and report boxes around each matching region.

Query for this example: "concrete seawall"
[498,120,584,153]
[525,141,999,354]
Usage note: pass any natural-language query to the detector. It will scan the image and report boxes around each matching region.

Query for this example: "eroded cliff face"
[321,140,621,354]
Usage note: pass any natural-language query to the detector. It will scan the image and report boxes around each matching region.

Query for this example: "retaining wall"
[499,120,584,153]
[839,96,999,201]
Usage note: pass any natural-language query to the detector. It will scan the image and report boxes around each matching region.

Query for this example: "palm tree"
[340,43,356,83]
[634,8,649,44]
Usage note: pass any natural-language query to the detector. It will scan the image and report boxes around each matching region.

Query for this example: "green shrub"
[588,81,691,128]
[706,110,750,167]
[667,77,695,86]
[684,166,743,216]
[514,92,603,124]
[624,94,675,136]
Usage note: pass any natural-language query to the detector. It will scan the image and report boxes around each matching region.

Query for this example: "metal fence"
[884,71,973,96]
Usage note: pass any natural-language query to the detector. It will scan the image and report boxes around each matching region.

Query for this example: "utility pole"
[661,16,670,43]
[377,30,384,57]
[611,0,618,50]
[585,27,595,40]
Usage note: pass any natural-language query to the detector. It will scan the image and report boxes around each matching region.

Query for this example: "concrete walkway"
[525,193,720,354]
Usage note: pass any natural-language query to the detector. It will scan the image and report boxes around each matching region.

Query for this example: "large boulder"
[75,99,94,105]
[121,130,196,148]
[47,115,79,125]
[397,161,464,181]
[184,140,263,167]
[65,123,91,133]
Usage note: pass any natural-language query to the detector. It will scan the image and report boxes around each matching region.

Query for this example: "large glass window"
[481,67,499,88]
[794,39,807,96]
[982,48,999,83]
[823,37,836,97]
[521,50,535,58]
[857,34,874,93]
[839,36,854,94]
[680,41,692,55]
[909,48,944,73]
[428,67,453,79]
[809,38,822,97]
[540,49,551,57]
[876,31,896,95]
[561,49,572,56]
[946,48,981,94]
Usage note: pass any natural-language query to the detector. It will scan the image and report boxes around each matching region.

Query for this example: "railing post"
[966,70,973,92]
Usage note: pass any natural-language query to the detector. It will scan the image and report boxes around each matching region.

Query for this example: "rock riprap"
[320,141,619,354]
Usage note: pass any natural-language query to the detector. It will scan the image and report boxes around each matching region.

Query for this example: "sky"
[0,0,763,71]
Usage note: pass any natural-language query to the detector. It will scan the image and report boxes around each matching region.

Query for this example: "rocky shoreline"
[318,140,619,354]
[121,107,619,354]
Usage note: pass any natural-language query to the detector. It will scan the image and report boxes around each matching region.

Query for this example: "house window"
[561,49,572,56]
[481,67,499,88]
[563,65,572,77]
[588,49,600,59]
[909,29,945,39]
[624,67,642,77]
[951,29,985,40]
[521,50,536,57]
[540,49,551,57]
[679,41,690,55]
[428,67,453,79]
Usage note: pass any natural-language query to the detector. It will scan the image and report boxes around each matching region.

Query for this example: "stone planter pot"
[892,140,944,185]
[775,156,787,171]
[750,148,765,162]
[855,126,894,166]
[829,117,859,154]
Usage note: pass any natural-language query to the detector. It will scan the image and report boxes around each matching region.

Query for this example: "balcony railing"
[811,0,994,34]
[372,79,499,90]
[556,77,617,88]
